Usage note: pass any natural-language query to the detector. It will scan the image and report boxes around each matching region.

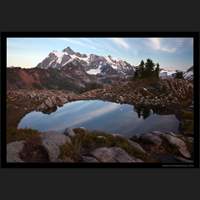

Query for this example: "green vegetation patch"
[7,127,40,144]
[59,128,151,162]
[59,142,81,162]
[159,135,180,156]
[179,110,193,135]
[181,120,193,134]
[180,110,193,120]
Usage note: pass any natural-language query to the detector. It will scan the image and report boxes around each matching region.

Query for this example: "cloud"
[57,38,87,47]
[160,47,176,53]
[56,38,98,50]
[110,38,130,49]
[149,38,160,50]
[148,38,176,53]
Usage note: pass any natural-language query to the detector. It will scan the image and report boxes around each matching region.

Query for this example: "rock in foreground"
[91,147,143,163]
[6,128,193,164]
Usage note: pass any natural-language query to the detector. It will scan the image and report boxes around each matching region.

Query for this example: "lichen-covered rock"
[40,131,71,162]
[7,141,25,162]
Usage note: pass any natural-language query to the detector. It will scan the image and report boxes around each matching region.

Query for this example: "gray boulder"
[127,139,146,154]
[119,96,124,102]
[91,147,143,163]
[7,141,25,162]
[40,131,71,162]
[175,156,193,163]
[161,134,191,158]
[140,132,162,146]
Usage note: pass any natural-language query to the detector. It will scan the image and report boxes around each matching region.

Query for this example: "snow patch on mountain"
[36,47,135,76]
[87,65,102,75]
[183,66,193,80]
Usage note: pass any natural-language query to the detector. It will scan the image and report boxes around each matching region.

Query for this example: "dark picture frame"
[1,32,199,168]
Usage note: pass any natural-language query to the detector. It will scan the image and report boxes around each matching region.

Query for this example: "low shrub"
[60,128,151,162]
[59,142,81,161]
[7,127,40,144]
[180,110,193,120]
[181,120,193,134]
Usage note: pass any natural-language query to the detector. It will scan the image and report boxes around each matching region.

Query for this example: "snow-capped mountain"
[36,47,135,76]
[159,66,193,80]
[159,69,176,79]
[183,66,193,80]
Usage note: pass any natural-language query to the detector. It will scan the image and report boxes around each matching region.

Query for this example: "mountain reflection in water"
[18,100,179,137]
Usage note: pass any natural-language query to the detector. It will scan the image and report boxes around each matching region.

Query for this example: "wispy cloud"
[57,38,86,47]
[110,38,130,49]
[56,38,98,50]
[147,38,176,53]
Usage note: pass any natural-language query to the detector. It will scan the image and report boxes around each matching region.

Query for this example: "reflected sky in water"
[18,100,179,137]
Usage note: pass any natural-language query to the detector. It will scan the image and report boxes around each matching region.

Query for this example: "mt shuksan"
[36,47,135,76]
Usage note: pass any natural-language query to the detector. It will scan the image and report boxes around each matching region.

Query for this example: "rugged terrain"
[6,47,194,164]
[36,47,135,76]
[7,47,137,92]
[7,78,194,164]
[7,65,101,92]
[7,78,193,127]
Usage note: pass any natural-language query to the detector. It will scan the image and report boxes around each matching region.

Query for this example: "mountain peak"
[62,47,75,55]
[36,47,135,76]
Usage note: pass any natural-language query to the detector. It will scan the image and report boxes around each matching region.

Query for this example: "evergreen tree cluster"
[174,70,184,79]
[134,59,160,79]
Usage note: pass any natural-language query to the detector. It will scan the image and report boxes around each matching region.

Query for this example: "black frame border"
[1,32,199,168]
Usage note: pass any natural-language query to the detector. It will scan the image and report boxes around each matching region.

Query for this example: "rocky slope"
[78,79,193,109]
[7,79,193,126]
[7,66,101,92]
[6,77,194,164]
[7,127,193,163]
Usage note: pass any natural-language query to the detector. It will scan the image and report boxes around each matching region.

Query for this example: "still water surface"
[18,100,179,137]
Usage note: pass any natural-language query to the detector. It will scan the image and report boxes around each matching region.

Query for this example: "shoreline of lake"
[17,100,180,137]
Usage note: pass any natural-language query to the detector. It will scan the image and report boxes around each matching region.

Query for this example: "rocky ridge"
[7,78,193,113]
[77,79,193,109]
[36,47,135,77]
[7,65,100,92]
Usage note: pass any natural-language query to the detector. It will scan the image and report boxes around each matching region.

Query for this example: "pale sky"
[7,37,193,71]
